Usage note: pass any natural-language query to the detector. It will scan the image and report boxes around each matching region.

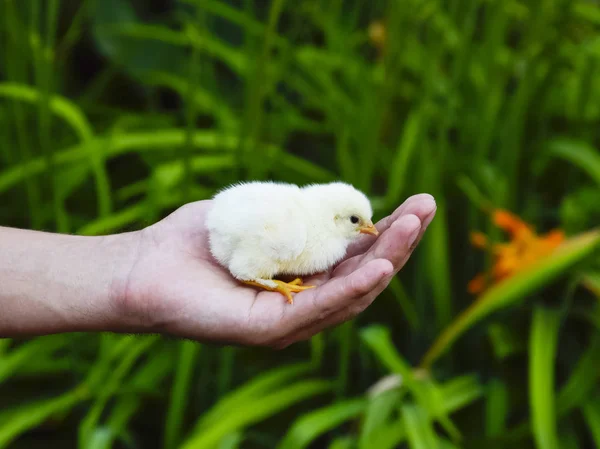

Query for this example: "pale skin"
[0,194,436,349]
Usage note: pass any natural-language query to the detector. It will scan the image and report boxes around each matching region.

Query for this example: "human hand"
[117,194,437,348]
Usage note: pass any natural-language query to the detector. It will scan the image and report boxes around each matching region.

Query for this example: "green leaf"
[385,108,422,208]
[181,380,332,449]
[423,198,453,328]
[560,187,600,235]
[278,153,337,182]
[557,334,600,414]
[0,388,86,448]
[402,404,439,449]
[328,437,355,449]
[193,363,313,432]
[77,202,148,235]
[277,398,366,449]
[485,379,508,437]
[359,389,402,449]
[0,82,93,140]
[582,272,600,298]
[0,83,112,216]
[541,139,600,187]
[529,306,561,449]
[91,0,188,79]
[93,347,176,449]
[80,337,158,448]
[0,336,67,384]
[421,230,600,368]
[487,323,526,360]
[142,71,237,130]
[0,340,10,357]
[360,326,413,377]
[439,375,483,414]
[151,155,236,191]
[217,432,243,449]
[0,129,269,194]
[165,341,201,449]
[583,395,600,448]
[364,420,406,449]
[387,277,419,330]
[360,326,461,441]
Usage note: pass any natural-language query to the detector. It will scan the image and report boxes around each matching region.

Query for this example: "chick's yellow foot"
[243,278,315,304]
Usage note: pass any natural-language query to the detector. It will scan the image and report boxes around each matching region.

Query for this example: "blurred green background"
[2,0,600,448]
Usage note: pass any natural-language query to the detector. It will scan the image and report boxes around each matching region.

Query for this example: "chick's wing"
[259,206,307,263]
[208,182,308,264]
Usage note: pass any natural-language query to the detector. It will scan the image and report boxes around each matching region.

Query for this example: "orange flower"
[468,209,565,295]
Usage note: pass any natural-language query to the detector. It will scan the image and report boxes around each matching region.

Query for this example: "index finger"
[274,259,393,338]
[345,194,436,259]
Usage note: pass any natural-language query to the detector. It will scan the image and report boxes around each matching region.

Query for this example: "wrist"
[100,230,146,332]
[0,226,144,337]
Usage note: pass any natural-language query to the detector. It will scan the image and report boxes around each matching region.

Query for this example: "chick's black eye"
[350,215,359,224]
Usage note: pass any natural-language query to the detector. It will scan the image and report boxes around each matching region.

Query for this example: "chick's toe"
[243,278,315,304]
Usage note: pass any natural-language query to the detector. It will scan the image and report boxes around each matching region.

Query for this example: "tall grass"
[1,0,600,448]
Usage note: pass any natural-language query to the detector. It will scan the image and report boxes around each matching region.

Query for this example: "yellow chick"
[205,181,379,303]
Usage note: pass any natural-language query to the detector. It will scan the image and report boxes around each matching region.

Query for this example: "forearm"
[0,226,139,337]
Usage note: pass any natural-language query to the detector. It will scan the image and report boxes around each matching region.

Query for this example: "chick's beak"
[359,222,379,236]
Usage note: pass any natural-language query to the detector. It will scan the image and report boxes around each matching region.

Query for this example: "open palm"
[123,194,436,348]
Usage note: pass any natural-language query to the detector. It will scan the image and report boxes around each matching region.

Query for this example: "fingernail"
[408,226,421,249]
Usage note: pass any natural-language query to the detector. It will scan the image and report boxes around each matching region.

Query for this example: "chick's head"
[304,182,379,240]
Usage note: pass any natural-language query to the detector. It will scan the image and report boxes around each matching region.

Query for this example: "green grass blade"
[421,230,600,368]
[181,380,332,449]
[359,389,402,449]
[0,83,93,140]
[328,437,355,449]
[142,71,237,130]
[439,375,484,414]
[0,336,68,384]
[540,139,600,187]
[583,395,600,448]
[364,420,406,449]
[360,325,413,377]
[0,387,86,448]
[217,432,243,449]
[277,398,366,449]
[92,347,176,449]
[241,0,286,179]
[529,306,561,449]
[77,202,148,235]
[402,404,439,449]
[485,378,508,437]
[557,334,600,414]
[387,277,419,330]
[0,130,266,193]
[278,153,337,182]
[360,326,461,441]
[0,83,112,217]
[423,198,452,329]
[0,340,10,357]
[385,108,422,208]
[164,341,201,449]
[193,362,313,432]
[79,337,158,448]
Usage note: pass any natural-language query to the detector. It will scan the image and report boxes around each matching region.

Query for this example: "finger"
[345,194,436,259]
[284,271,391,346]
[273,259,393,345]
[310,258,393,313]
[333,213,422,277]
[360,213,422,272]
